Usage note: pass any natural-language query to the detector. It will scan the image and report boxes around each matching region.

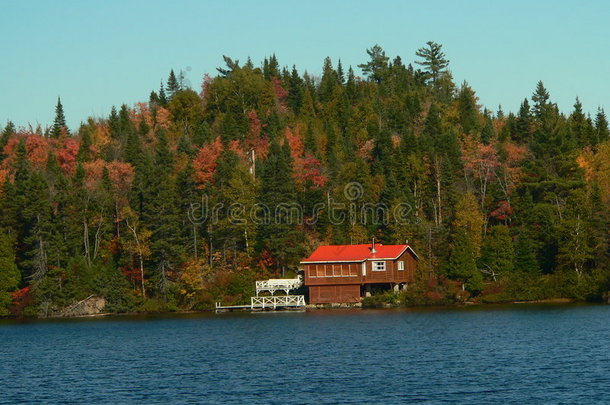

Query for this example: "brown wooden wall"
[309,285,360,304]
[304,262,362,285]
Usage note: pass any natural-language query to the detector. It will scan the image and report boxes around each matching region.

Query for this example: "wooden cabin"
[300,241,418,304]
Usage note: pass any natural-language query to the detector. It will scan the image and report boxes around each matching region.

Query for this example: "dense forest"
[1,42,609,316]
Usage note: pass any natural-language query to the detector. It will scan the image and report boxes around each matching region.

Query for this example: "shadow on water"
[0,301,605,326]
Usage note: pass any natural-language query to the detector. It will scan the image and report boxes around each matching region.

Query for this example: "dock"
[215,295,306,312]
[215,276,306,312]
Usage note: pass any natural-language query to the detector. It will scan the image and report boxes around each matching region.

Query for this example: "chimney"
[371,238,377,254]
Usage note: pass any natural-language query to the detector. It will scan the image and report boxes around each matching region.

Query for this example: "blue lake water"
[1,304,609,404]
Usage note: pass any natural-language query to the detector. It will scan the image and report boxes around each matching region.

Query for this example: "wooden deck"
[255,277,302,295]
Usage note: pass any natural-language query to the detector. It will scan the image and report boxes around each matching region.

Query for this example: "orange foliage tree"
[193,136,223,187]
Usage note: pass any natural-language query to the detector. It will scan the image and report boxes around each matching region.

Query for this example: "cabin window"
[398,261,404,271]
[362,262,366,276]
[372,261,386,271]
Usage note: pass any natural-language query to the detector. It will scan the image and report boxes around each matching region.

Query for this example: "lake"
[1,304,609,404]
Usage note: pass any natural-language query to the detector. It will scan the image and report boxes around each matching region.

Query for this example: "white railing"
[251,295,306,309]
[255,276,303,296]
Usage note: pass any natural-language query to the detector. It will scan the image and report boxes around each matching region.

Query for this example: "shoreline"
[3,297,598,320]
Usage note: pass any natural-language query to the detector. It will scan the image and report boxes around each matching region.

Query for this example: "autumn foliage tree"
[0,43,609,316]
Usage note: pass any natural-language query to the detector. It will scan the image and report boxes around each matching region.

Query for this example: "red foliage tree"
[107,161,135,194]
[83,160,134,199]
[286,127,327,189]
[132,102,153,129]
[227,140,246,160]
[297,155,328,189]
[271,77,289,113]
[200,73,213,99]
[248,109,262,139]
[155,107,172,129]
[83,160,107,192]
[286,127,304,161]
[26,135,50,170]
[490,200,514,221]
[250,136,269,160]
[193,136,223,187]
[57,138,79,174]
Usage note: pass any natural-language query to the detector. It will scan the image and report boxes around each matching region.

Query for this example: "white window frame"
[372,261,386,271]
[398,261,404,271]
[362,262,366,276]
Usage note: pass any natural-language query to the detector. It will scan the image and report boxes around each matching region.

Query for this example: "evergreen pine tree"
[446,229,482,294]
[0,231,20,316]
[177,132,195,157]
[125,130,144,168]
[594,107,609,143]
[569,97,594,147]
[263,54,280,79]
[497,105,504,119]
[319,57,339,103]
[531,81,550,119]
[480,114,495,144]
[287,65,304,112]
[358,44,389,84]
[77,126,93,162]
[176,161,199,259]
[0,180,19,238]
[167,69,180,98]
[514,98,533,142]
[257,140,304,271]
[480,225,514,279]
[244,56,254,69]
[50,97,69,138]
[118,104,134,136]
[346,66,357,100]
[0,121,15,162]
[216,56,239,77]
[192,121,212,147]
[590,183,610,271]
[19,171,53,282]
[415,41,449,85]
[108,106,120,140]
[337,59,345,84]
[514,231,539,274]
[141,131,182,300]
[456,82,480,135]
[149,90,160,106]
[159,81,168,106]
[138,116,149,137]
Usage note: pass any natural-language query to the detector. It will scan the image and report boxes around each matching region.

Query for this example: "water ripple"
[1,304,609,404]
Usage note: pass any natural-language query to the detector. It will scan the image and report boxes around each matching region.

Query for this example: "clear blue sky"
[1,0,608,130]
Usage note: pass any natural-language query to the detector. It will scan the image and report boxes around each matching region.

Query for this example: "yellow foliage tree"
[179,259,209,306]
[453,192,484,257]
[578,142,610,204]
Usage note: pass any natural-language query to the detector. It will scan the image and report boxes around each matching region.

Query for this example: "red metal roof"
[300,243,415,263]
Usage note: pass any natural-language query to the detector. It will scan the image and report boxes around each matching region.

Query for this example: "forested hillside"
[1,42,609,316]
